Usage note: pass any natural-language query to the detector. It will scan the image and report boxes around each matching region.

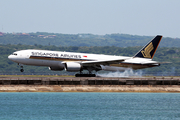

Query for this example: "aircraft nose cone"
[8,55,14,61]
[8,55,11,60]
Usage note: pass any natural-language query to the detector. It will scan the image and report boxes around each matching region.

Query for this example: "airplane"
[8,35,162,77]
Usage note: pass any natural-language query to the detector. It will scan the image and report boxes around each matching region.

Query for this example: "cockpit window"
[12,53,17,56]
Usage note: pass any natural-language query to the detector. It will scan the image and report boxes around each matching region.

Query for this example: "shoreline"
[0,85,180,93]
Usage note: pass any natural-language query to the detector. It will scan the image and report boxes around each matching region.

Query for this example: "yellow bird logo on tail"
[141,42,154,58]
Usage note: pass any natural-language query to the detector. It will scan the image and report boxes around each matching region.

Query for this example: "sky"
[1,0,180,38]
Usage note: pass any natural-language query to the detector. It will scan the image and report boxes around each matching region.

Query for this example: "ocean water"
[0,93,179,120]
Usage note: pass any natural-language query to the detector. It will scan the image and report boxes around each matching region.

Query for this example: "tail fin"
[133,35,162,59]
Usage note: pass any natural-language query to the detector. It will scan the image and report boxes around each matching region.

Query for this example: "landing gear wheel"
[20,69,24,72]
[19,65,24,72]
[75,74,96,77]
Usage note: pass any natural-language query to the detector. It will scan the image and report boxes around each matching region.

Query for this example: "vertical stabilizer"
[133,35,162,59]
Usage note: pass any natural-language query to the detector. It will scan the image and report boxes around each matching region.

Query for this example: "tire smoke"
[97,69,142,77]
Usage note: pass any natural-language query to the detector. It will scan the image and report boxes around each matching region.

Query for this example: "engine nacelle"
[64,62,82,72]
[49,66,64,71]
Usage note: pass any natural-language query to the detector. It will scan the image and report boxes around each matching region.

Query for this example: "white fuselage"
[8,49,159,72]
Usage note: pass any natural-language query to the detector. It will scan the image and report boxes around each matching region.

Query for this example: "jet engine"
[49,66,64,71]
[64,62,82,72]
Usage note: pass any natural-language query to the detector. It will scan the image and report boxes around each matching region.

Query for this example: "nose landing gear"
[20,67,24,72]
[18,64,24,72]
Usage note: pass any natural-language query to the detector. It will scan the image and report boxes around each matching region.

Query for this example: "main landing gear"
[75,74,96,77]
[75,70,96,77]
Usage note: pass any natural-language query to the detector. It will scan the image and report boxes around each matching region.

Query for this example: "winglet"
[133,35,162,59]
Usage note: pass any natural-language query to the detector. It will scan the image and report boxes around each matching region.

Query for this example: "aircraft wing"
[158,62,172,64]
[140,61,171,65]
[80,59,125,66]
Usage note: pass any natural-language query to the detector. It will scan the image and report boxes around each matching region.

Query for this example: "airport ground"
[0,75,180,92]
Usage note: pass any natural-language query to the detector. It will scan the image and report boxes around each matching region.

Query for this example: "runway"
[0,76,180,92]
[0,76,180,85]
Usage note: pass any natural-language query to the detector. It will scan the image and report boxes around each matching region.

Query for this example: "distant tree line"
[0,32,180,47]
